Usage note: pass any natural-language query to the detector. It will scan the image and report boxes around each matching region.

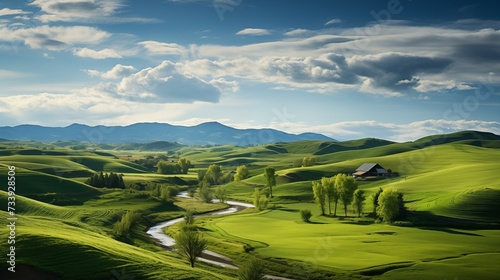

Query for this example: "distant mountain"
[0,122,334,145]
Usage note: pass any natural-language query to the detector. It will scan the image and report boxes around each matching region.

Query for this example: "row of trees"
[157,158,192,174]
[312,173,362,217]
[86,172,126,189]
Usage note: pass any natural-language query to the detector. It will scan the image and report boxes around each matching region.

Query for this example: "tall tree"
[263,167,276,198]
[214,186,227,203]
[234,165,249,181]
[337,174,358,217]
[175,225,207,268]
[322,177,337,216]
[252,188,268,211]
[372,187,384,217]
[312,181,326,216]
[377,188,400,223]
[352,189,366,217]
[198,182,213,203]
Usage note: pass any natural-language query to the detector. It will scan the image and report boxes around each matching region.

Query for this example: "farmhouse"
[352,163,388,178]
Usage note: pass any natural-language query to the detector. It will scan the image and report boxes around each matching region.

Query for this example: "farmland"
[0,131,499,279]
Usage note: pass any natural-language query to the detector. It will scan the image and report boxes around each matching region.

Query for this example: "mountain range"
[0,122,334,145]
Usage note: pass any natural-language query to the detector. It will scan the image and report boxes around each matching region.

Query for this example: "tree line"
[86,172,125,189]
[157,157,192,174]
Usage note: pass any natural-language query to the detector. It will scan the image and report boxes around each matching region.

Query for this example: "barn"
[352,163,388,178]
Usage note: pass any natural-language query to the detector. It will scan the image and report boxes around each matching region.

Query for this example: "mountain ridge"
[0,122,334,145]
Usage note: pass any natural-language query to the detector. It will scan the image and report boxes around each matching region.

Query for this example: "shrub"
[300,209,312,222]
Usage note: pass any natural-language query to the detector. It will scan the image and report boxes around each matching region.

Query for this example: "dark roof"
[356,163,380,172]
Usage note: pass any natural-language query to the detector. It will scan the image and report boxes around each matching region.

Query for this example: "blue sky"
[0,0,499,141]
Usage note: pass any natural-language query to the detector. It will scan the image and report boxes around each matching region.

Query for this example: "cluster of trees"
[113,210,141,238]
[157,157,192,174]
[133,154,169,171]
[312,173,361,217]
[293,157,317,167]
[86,172,125,189]
[197,164,233,185]
[372,188,406,223]
[146,184,179,202]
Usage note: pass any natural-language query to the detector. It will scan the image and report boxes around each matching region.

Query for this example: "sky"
[0,0,499,142]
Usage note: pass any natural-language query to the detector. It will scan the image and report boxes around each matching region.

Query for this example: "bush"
[300,209,312,222]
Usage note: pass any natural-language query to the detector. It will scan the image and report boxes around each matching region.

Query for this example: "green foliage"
[263,167,277,198]
[174,224,207,268]
[198,182,213,203]
[86,172,125,189]
[335,173,358,217]
[302,156,316,167]
[372,187,383,217]
[184,209,194,225]
[252,188,268,211]
[205,164,222,185]
[300,209,313,222]
[322,176,338,216]
[352,189,366,217]
[234,165,249,181]
[197,169,207,181]
[238,259,266,280]
[113,210,141,238]
[214,186,228,203]
[177,157,191,174]
[377,188,401,223]
[312,181,326,216]
[156,160,181,174]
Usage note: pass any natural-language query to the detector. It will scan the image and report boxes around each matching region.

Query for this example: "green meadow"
[0,131,499,279]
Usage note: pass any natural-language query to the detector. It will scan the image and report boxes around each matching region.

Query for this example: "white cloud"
[284,29,310,36]
[0,8,31,17]
[0,25,111,51]
[265,119,500,142]
[73,47,122,59]
[325,18,342,25]
[236,28,271,36]
[138,41,187,56]
[86,64,136,80]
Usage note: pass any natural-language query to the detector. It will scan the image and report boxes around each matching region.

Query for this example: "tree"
[234,165,249,181]
[252,188,268,211]
[352,189,366,217]
[321,177,337,215]
[178,158,191,174]
[205,164,222,185]
[175,225,207,268]
[197,169,207,181]
[339,175,358,217]
[312,181,326,216]
[377,188,400,223]
[300,209,313,223]
[214,186,227,203]
[332,174,346,216]
[372,187,383,217]
[198,182,213,203]
[238,259,266,280]
[263,167,276,198]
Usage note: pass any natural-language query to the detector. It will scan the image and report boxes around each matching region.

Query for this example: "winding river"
[146,192,293,280]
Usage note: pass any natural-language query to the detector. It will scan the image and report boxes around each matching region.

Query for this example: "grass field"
[0,131,499,279]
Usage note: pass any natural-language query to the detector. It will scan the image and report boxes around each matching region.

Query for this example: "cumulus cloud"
[236,28,271,36]
[138,41,187,56]
[105,60,224,103]
[73,47,122,59]
[86,64,136,79]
